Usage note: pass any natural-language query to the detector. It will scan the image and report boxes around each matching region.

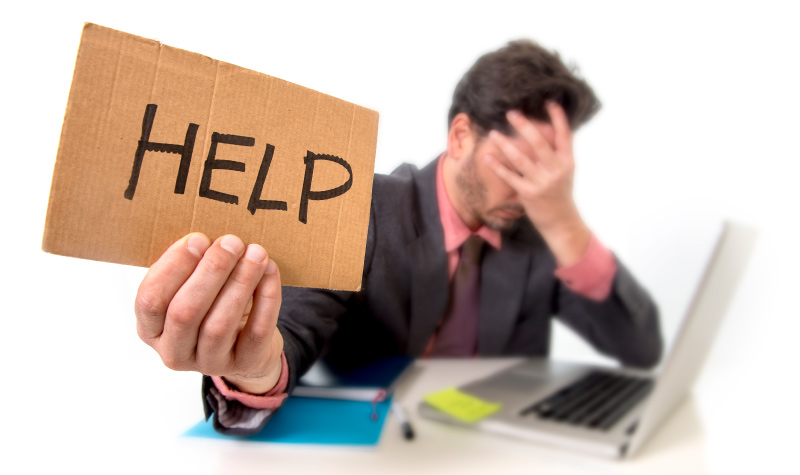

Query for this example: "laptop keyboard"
[519,371,654,431]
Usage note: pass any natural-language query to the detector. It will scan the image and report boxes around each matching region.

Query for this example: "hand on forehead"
[483,102,574,179]
[496,103,571,158]
[503,103,566,146]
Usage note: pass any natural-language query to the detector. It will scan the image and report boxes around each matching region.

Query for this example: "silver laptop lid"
[626,221,757,456]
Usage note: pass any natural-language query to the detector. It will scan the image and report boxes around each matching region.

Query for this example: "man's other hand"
[484,102,591,266]
[135,233,283,395]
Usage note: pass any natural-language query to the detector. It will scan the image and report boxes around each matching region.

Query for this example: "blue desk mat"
[184,396,392,445]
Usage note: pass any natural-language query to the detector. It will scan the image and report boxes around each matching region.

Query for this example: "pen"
[392,402,415,441]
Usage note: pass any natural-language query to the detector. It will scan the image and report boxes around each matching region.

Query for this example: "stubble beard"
[455,152,521,231]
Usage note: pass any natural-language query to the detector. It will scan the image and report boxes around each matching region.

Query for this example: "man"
[135,40,662,435]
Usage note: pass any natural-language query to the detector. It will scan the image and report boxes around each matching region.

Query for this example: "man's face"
[454,121,556,231]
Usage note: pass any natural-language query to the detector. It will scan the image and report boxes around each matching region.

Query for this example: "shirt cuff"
[210,352,289,410]
[554,234,618,301]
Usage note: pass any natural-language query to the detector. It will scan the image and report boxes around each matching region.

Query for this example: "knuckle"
[201,321,232,345]
[228,265,257,288]
[201,252,235,279]
[136,322,155,343]
[171,259,198,281]
[257,285,282,308]
[166,303,201,329]
[246,321,272,345]
[135,287,167,319]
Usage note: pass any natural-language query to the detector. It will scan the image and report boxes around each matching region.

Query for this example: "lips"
[496,209,524,220]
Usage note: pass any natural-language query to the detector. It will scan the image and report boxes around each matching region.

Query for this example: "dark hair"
[448,39,601,135]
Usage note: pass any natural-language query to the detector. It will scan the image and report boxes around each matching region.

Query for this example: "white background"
[1,1,798,473]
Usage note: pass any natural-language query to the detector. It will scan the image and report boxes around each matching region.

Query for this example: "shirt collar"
[436,154,502,253]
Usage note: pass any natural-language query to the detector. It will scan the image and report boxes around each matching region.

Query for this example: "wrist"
[536,209,591,267]
[223,362,282,396]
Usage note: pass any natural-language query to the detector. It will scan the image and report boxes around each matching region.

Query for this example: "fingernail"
[220,235,244,256]
[507,110,521,119]
[186,234,209,257]
[265,259,277,274]
[484,154,493,164]
[244,244,267,264]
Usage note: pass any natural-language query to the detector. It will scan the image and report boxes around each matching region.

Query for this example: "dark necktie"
[431,235,484,357]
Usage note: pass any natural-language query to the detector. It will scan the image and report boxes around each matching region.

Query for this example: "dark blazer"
[202,158,662,434]
[277,158,662,388]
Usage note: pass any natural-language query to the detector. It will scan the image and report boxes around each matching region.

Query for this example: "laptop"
[418,221,756,458]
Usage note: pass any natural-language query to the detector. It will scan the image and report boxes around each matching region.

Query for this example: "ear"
[447,113,478,161]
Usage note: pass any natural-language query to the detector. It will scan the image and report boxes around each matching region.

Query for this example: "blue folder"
[184,396,392,445]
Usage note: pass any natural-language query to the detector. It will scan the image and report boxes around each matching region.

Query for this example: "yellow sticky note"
[424,388,502,423]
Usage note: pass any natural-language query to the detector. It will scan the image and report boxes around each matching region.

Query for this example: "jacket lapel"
[403,160,450,355]
[478,233,532,355]
[407,236,449,355]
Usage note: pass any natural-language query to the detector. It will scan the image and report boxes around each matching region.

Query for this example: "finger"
[506,110,559,171]
[196,244,270,372]
[487,130,538,178]
[239,297,254,331]
[159,235,245,368]
[546,101,574,157]
[484,153,536,194]
[235,260,282,370]
[135,233,211,343]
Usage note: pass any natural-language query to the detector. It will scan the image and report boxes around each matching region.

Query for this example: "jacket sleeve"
[554,257,663,369]
[202,375,280,436]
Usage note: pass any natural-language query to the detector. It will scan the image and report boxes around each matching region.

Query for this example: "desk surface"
[13,355,789,475]
[39,359,722,474]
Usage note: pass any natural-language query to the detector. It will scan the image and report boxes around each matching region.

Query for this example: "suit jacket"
[275,158,663,391]
[202,157,663,434]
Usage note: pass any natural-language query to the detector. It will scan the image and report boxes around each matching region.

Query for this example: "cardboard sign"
[42,23,378,291]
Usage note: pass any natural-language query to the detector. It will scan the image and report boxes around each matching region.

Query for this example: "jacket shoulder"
[370,164,419,213]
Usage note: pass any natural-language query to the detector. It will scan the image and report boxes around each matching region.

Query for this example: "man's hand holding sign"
[136,234,284,395]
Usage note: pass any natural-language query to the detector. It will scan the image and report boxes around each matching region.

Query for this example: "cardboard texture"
[43,23,378,290]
